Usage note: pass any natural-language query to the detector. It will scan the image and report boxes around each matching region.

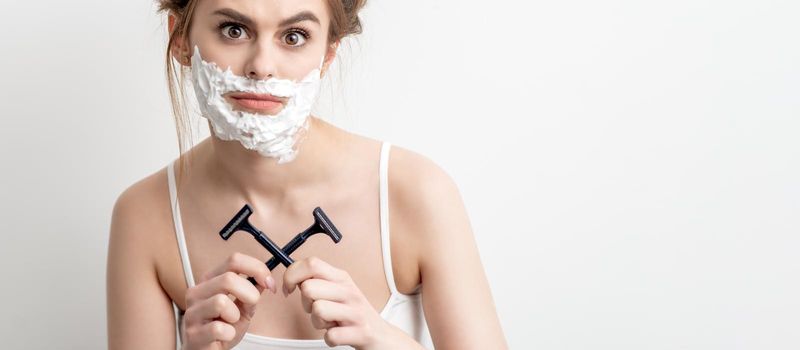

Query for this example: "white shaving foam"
[190,45,324,163]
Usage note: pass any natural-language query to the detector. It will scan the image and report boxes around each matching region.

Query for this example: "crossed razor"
[219,204,343,285]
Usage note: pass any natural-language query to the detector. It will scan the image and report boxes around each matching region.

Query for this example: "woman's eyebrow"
[211,8,320,28]
[212,8,256,27]
[278,11,320,27]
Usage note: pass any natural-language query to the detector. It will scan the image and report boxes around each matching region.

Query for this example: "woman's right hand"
[181,252,278,350]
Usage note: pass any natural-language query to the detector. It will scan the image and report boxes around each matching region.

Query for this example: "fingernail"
[265,276,276,293]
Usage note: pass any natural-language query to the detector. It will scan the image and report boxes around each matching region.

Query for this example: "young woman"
[106,0,507,349]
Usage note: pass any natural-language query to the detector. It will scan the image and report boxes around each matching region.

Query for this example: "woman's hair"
[155,0,368,172]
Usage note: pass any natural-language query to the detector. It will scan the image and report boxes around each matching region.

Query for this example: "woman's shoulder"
[388,144,460,205]
[109,163,175,262]
[386,143,466,242]
[342,127,458,200]
[113,163,172,220]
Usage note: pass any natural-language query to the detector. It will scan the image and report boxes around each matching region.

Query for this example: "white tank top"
[167,141,434,349]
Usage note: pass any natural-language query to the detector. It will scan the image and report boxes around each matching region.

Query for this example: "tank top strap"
[167,160,196,288]
[379,141,401,295]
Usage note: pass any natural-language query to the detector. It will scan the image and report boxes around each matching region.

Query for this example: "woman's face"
[176,0,333,114]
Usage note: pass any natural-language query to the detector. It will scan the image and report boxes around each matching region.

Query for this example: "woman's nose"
[243,42,279,80]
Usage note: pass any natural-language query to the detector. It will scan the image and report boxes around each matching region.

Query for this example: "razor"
[219,204,343,285]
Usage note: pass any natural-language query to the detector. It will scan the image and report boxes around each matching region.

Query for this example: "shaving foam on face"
[190,45,324,163]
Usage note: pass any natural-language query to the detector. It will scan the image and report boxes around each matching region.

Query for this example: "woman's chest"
[155,188,419,339]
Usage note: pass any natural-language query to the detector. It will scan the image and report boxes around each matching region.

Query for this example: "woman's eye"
[221,24,249,40]
[283,30,308,47]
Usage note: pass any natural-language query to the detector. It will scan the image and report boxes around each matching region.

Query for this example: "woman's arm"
[107,184,178,349]
[392,148,508,349]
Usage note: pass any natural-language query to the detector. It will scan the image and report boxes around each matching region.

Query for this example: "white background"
[1,0,798,349]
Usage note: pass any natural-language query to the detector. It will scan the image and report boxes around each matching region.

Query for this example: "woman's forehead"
[198,0,330,25]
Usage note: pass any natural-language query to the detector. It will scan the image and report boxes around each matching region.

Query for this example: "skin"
[106,0,508,349]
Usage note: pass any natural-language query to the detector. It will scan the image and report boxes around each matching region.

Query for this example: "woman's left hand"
[282,256,393,350]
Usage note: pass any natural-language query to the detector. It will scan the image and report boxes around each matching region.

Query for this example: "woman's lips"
[232,98,282,110]
[226,92,285,113]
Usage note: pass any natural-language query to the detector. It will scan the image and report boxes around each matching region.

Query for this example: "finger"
[298,278,349,313]
[186,320,236,345]
[311,299,356,326]
[187,271,261,306]
[324,326,364,348]
[201,252,274,291]
[234,293,261,321]
[284,256,348,295]
[185,293,241,325]
[311,312,338,330]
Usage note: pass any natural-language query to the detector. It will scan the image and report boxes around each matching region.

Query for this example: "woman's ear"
[168,12,191,66]
[320,41,340,77]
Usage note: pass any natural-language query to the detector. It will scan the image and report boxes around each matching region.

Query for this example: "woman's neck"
[201,116,342,204]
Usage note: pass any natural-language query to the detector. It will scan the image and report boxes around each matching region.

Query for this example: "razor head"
[220,204,253,240]
[313,207,342,243]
